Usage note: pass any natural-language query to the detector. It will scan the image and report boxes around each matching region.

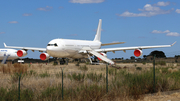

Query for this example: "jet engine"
[134,49,143,57]
[97,53,107,60]
[17,50,27,57]
[40,53,50,60]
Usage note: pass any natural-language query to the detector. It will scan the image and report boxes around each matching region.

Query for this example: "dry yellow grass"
[1,62,180,100]
[172,68,179,72]
[168,68,173,73]
[168,68,179,73]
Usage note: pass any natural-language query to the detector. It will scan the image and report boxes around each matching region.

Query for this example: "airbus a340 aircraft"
[0,49,26,64]
[4,19,176,65]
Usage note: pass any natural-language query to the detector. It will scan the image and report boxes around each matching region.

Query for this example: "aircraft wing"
[4,43,46,52]
[79,47,115,65]
[101,42,125,46]
[95,42,176,53]
[88,50,115,65]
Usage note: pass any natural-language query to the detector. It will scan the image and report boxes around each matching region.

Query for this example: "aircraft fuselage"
[0,49,18,60]
[46,39,101,58]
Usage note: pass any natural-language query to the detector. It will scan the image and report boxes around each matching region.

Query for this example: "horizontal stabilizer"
[101,42,125,46]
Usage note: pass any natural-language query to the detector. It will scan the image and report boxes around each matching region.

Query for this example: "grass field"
[0,62,180,100]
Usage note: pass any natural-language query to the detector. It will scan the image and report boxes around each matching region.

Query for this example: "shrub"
[108,68,115,75]
[86,73,103,82]
[10,73,25,83]
[85,62,90,65]
[28,70,37,76]
[69,73,85,81]
[55,72,66,78]
[53,61,58,65]
[142,62,146,65]
[0,87,34,101]
[79,65,88,72]
[123,66,128,69]
[159,61,166,66]
[156,61,166,66]
[136,67,142,71]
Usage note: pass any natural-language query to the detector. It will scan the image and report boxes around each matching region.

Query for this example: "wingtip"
[171,41,176,46]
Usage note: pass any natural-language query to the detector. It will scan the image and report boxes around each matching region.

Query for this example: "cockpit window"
[54,43,58,46]
[47,44,52,46]
[47,43,58,47]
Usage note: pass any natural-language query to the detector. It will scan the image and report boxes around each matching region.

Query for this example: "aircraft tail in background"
[93,19,102,42]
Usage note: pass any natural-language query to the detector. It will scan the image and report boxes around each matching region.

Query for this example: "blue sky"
[0,0,180,59]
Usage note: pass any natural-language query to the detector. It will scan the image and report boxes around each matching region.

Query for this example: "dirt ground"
[142,90,180,101]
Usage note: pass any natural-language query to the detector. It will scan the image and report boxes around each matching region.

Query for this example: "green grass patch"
[39,72,50,78]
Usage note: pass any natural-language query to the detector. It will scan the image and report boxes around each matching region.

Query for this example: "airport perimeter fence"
[1,59,180,100]
[0,65,110,101]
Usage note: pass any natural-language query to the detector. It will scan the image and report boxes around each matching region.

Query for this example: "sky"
[0,0,180,59]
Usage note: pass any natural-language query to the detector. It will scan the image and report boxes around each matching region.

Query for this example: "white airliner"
[0,49,26,64]
[3,19,176,65]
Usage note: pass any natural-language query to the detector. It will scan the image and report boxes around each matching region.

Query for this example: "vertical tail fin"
[93,19,102,42]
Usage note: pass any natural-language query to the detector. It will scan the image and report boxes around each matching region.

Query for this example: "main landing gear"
[53,58,68,65]
[60,58,68,65]
[87,54,100,65]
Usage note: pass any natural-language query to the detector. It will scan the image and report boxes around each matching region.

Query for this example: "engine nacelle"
[97,53,107,61]
[40,53,50,61]
[134,49,143,57]
[17,50,27,57]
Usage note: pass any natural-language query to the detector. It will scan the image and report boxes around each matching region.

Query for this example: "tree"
[130,56,135,60]
[143,55,147,60]
[149,50,166,58]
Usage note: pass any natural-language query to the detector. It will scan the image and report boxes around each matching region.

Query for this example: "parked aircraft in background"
[0,49,26,64]
[4,19,176,65]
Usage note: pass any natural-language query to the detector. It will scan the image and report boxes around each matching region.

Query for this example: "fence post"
[61,67,65,100]
[106,64,108,93]
[153,55,156,93]
[18,73,21,101]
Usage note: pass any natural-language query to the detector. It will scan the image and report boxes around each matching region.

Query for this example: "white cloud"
[37,6,53,11]
[164,30,171,33]
[156,1,170,6]
[166,32,180,36]
[139,4,161,11]
[151,30,180,37]
[176,9,180,13]
[117,11,147,17]
[69,0,105,4]
[151,30,170,33]
[0,32,5,34]
[8,21,18,23]
[117,3,173,17]
[23,13,32,16]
